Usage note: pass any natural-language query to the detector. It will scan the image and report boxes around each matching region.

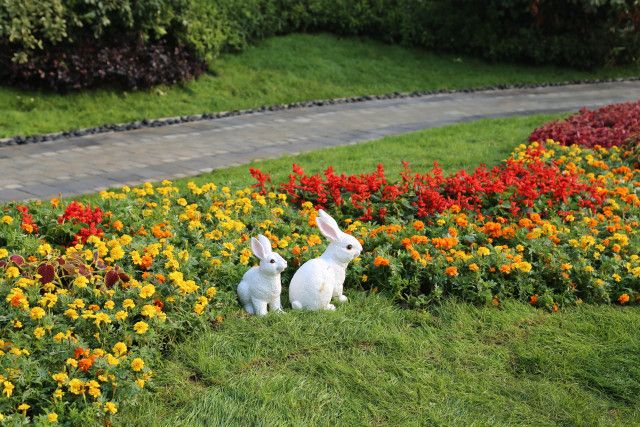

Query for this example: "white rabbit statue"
[289,209,362,310]
[237,234,287,316]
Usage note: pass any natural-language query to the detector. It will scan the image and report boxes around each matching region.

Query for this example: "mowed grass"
[181,113,566,190]
[119,294,640,426]
[112,114,640,426]
[1,33,638,138]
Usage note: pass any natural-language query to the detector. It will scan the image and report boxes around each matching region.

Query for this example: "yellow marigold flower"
[134,321,149,334]
[52,373,68,384]
[135,378,146,388]
[516,262,532,273]
[110,245,125,260]
[115,310,128,321]
[477,247,491,256]
[1,215,13,224]
[30,307,46,320]
[53,389,63,399]
[37,243,52,256]
[73,276,89,288]
[66,358,78,368]
[17,403,30,414]
[68,379,84,395]
[122,298,135,309]
[64,309,79,320]
[103,300,115,310]
[131,357,145,372]
[5,266,20,278]
[141,304,158,318]
[206,287,217,297]
[584,265,594,273]
[139,284,156,299]
[94,312,111,327]
[34,327,45,339]
[104,402,118,414]
[3,381,14,397]
[0,248,8,258]
[106,354,120,366]
[194,303,206,315]
[47,413,58,423]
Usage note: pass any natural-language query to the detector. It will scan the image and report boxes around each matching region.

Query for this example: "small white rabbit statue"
[237,234,287,316]
[289,209,363,310]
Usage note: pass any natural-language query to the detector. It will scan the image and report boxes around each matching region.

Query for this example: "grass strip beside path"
[1,33,638,138]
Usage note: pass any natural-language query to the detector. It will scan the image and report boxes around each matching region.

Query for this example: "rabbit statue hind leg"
[237,280,254,314]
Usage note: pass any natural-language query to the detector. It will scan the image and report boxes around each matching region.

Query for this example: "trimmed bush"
[1,0,639,90]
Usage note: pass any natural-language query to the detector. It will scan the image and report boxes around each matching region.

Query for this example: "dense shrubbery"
[530,100,640,148]
[1,0,639,90]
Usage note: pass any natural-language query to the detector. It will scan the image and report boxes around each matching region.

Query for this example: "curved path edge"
[2,77,639,148]
[1,80,639,202]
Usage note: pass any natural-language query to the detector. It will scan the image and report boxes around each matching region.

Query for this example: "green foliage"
[2,0,639,72]
[0,0,191,62]
[2,33,637,139]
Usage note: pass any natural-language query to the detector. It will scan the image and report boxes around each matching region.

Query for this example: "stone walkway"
[1,81,639,202]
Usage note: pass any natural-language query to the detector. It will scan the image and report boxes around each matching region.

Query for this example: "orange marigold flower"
[78,357,94,372]
[373,256,390,267]
[445,266,458,277]
[468,263,479,272]
[140,255,153,270]
[618,293,630,304]
[112,220,123,231]
[529,294,538,305]
[412,220,425,231]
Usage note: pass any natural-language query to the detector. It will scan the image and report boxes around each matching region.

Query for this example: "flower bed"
[0,137,638,422]
[529,100,640,148]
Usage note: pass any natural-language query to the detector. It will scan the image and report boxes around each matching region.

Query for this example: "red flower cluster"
[252,155,603,221]
[15,205,39,234]
[529,100,640,148]
[58,201,105,244]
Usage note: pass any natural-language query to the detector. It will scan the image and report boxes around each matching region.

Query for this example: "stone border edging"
[2,76,639,148]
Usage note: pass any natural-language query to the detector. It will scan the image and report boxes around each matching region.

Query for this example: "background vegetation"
[1,0,639,90]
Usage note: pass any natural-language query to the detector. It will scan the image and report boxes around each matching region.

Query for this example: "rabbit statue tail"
[291,300,303,310]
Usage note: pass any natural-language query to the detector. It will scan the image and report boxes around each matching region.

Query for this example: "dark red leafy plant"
[529,100,640,148]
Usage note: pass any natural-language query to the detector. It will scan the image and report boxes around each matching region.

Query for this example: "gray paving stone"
[1,81,639,202]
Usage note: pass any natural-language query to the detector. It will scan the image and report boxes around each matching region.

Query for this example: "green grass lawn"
[1,33,638,138]
[109,114,639,426]
[119,295,640,426]
[177,113,565,190]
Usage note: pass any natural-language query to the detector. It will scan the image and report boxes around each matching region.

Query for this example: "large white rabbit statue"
[289,209,362,310]
[237,234,287,316]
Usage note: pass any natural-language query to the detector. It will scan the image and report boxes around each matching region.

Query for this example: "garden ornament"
[289,209,363,310]
[237,234,287,315]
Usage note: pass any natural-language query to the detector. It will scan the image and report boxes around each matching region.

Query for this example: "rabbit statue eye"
[270,259,276,264]
[346,244,353,250]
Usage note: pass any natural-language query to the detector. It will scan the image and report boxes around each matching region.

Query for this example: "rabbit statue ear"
[251,237,267,260]
[316,210,340,242]
[257,234,273,255]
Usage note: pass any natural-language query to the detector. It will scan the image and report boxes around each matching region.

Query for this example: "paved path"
[1,81,639,202]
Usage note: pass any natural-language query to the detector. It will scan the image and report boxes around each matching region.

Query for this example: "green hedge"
[1,0,638,85]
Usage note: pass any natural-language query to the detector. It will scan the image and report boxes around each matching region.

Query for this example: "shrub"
[0,38,206,91]
[529,100,640,148]
[1,0,639,90]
